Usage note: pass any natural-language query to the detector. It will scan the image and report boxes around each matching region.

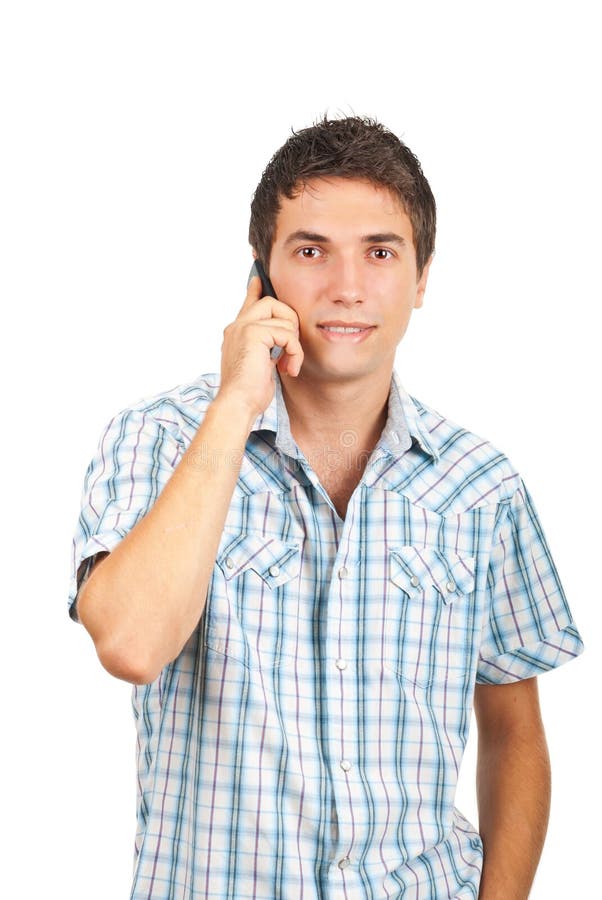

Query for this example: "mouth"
[317,324,376,343]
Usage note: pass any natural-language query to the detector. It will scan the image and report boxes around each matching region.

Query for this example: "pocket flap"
[389,545,475,604]
[218,532,301,589]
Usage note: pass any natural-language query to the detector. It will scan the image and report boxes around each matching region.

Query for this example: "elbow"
[78,579,167,685]
[96,637,161,686]
[79,598,160,686]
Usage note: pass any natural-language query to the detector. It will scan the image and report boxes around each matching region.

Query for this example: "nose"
[326,255,365,306]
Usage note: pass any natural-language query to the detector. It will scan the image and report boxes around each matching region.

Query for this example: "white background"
[1,1,599,897]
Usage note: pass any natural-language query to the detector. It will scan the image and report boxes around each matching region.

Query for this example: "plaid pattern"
[68,368,584,899]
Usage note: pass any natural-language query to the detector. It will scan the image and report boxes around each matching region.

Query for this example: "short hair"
[248,112,436,278]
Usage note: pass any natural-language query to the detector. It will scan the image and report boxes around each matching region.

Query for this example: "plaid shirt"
[68,368,584,899]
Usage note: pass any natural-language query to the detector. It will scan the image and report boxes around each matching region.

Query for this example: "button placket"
[331,558,357,872]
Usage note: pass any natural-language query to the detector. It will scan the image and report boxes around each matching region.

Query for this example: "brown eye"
[372,248,393,260]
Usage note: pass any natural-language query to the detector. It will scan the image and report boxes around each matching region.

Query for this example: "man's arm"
[473,677,551,900]
[76,274,303,686]
[77,394,257,685]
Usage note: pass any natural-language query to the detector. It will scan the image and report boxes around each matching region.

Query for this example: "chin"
[302,360,377,381]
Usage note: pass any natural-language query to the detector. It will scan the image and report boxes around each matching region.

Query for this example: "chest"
[306,453,366,521]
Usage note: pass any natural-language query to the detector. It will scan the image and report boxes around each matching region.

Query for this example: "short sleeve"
[67,408,182,623]
[476,475,585,684]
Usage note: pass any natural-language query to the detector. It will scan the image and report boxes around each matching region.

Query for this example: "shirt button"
[335,658,347,670]
[410,575,419,587]
[340,759,352,771]
[269,565,280,577]
[338,566,349,578]
[225,557,234,569]
[446,580,456,592]
[338,857,351,869]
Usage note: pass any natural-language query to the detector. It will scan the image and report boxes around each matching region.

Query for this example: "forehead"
[274,176,411,239]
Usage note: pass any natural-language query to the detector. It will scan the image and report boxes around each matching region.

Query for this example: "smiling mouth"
[318,325,372,334]
[316,324,376,343]
[318,325,375,333]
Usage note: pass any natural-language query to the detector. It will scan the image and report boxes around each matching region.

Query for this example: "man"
[68,114,584,899]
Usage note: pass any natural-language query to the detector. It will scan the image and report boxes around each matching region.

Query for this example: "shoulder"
[105,371,222,449]
[405,391,523,510]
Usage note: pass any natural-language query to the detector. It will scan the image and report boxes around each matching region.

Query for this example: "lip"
[317,324,376,344]
[318,321,374,328]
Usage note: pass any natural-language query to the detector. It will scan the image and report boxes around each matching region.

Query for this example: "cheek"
[280,292,309,323]
[389,308,414,340]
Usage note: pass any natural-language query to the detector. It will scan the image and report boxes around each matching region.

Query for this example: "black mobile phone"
[248,259,283,361]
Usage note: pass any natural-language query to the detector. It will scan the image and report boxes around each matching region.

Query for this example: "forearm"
[78,394,256,684]
[476,725,551,899]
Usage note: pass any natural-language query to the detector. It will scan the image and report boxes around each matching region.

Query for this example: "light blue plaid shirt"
[68,368,584,899]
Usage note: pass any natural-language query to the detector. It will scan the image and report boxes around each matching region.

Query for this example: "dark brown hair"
[248,113,436,278]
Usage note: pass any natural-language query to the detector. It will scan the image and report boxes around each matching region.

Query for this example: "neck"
[277,368,393,448]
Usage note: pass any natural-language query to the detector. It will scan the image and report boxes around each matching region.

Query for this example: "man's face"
[263,176,431,385]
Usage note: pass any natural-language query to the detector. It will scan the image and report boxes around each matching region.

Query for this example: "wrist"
[210,390,260,433]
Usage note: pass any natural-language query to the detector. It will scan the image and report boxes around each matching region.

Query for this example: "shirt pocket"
[385,544,476,689]
[204,530,302,671]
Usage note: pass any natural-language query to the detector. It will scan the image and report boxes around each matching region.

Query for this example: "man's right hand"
[216,274,304,421]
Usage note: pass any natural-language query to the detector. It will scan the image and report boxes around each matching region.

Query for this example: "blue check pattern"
[68,368,584,899]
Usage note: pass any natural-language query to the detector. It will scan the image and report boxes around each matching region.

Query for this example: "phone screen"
[248,260,283,360]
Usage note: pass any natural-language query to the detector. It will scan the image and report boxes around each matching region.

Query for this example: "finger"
[248,299,300,336]
[245,320,303,365]
[252,315,299,334]
[240,273,264,311]
[269,298,300,332]
[276,345,304,377]
[241,278,299,328]
[249,321,300,348]
[265,326,304,374]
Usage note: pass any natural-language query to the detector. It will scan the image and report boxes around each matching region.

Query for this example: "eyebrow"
[282,229,406,248]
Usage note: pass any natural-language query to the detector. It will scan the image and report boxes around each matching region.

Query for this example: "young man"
[69,115,584,899]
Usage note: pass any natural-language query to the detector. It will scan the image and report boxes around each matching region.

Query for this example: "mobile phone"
[248,259,283,361]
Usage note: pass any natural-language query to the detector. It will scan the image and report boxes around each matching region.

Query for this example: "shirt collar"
[249,368,440,464]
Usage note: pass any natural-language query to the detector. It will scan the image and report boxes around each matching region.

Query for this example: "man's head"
[248,114,437,386]
[248,113,436,280]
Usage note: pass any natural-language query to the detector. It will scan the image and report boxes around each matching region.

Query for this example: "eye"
[371,247,394,260]
[296,247,321,259]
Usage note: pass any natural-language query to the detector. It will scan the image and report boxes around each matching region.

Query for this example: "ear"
[414,253,434,309]
[252,248,258,260]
